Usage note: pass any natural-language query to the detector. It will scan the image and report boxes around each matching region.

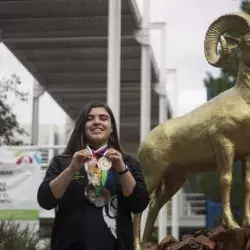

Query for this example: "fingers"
[74,148,122,161]
[81,149,90,155]
[108,155,120,161]
[106,149,122,162]
[106,148,118,157]
[74,150,92,161]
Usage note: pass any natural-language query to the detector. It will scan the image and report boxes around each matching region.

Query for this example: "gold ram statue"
[133,12,250,250]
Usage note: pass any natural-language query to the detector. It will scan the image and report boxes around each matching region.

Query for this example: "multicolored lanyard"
[86,144,108,157]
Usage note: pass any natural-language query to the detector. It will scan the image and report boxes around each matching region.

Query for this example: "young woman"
[37,101,149,250]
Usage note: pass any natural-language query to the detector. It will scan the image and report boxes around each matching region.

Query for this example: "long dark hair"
[63,101,124,155]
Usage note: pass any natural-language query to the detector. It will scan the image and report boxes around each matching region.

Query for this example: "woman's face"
[85,107,113,148]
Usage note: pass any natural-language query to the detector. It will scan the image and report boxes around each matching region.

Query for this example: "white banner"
[0,147,41,220]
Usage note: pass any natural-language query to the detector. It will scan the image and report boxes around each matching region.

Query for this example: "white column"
[31,80,45,145]
[140,0,151,239]
[140,0,151,142]
[158,24,168,243]
[169,68,179,240]
[48,124,55,160]
[158,204,167,242]
[179,188,184,216]
[159,24,167,124]
[107,0,121,134]
[32,98,39,145]
[171,191,179,240]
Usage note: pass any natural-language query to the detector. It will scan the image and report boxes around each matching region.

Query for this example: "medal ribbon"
[86,144,108,156]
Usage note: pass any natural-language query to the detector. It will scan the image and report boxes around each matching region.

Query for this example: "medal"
[85,184,96,203]
[85,183,92,194]
[95,196,105,207]
[84,157,97,169]
[88,165,101,178]
[88,190,96,203]
[98,157,112,171]
[102,189,111,205]
[94,189,111,207]
[92,173,101,186]
[85,183,111,207]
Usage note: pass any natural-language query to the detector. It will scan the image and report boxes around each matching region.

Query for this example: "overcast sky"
[0,0,241,125]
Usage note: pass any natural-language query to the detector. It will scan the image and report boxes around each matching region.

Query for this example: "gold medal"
[84,157,97,169]
[98,157,112,171]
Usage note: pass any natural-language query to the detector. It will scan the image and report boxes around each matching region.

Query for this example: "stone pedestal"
[142,225,250,250]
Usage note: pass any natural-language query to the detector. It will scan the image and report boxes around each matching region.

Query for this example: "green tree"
[198,1,250,206]
[0,74,28,145]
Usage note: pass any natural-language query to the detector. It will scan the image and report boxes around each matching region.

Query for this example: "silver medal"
[95,196,105,207]
[85,184,96,204]
[88,190,96,203]
[98,157,112,171]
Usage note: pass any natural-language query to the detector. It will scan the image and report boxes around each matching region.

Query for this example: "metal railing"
[181,193,206,216]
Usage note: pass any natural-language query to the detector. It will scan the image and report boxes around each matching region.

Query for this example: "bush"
[0,220,50,250]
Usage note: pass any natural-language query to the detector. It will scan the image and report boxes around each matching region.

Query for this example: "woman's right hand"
[68,149,92,173]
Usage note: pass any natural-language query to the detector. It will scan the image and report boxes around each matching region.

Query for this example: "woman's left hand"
[106,148,125,173]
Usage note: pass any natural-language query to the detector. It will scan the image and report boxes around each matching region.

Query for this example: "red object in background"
[16,155,33,165]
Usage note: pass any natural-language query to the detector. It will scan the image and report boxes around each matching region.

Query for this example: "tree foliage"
[0,220,50,250]
[0,74,28,145]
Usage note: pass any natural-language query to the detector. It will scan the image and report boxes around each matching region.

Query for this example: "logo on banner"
[15,151,42,165]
